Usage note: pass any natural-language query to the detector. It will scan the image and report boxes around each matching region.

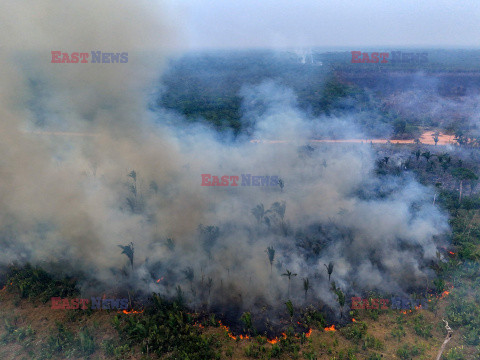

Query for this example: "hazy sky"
[173,0,480,50]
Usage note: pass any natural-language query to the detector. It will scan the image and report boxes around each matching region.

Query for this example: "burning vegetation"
[1,0,480,358]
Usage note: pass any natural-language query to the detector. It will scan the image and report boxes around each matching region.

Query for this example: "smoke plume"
[0,0,449,327]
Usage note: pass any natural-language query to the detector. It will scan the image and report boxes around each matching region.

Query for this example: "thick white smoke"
[0,1,449,321]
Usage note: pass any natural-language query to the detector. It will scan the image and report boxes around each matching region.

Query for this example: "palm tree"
[285,300,294,323]
[437,153,450,165]
[268,201,286,220]
[128,170,137,192]
[251,204,265,224]
[433,182,442,205]
[303,278,311,301]
[266,246,275,274]
[454,130,468,146]
[207,278,213,298]
[324,262,334,282]
[413,149,421,161]
[451,168,478,204]
[183,267,195,284]
[198,225,219,257]
[118,242,134,269]
[165,238,175,251]
[126,170,137,213]
[422,151,432,163]
[282,269,297,298]
[432,131,439,146]
[441,161,450,173]
[175,285,184,305]
[240,312,253,334]
[331,282,345,318]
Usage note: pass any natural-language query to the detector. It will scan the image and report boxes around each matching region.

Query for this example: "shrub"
[396,344,424,359]
[363,334,384,350]
[340,322,367,343]
[0,320,35,346]
[244,344,267,358]
[445,346,465,360]
[115,294,220,359]
[391,325,406,341]
[6,263,78,302]
[413,314,433,338]
[78,327,95,356]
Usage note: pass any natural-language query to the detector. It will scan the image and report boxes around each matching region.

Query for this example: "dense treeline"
[158,50,480,139]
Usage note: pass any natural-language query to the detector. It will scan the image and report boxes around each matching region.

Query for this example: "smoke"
[380,73,480,133]
[0,1,450,327]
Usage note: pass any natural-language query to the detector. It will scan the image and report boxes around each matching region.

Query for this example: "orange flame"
[217,320,311,343]
[217,320,250,341]
[324,325,336,332]
[449,251,455,255]
[122,309,144,314]
[156,276,165,283]
[266,333,287,344]
[352,318,356,322]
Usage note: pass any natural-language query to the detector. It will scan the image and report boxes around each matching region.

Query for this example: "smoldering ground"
[0,0,450,332]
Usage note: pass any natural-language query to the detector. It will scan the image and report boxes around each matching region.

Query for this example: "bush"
[339,322,367,343]
[115,294,220,359]
[78,327,95,356]
[413,314,433,338]
[363,334,384,350]
[101,339,117,356]
[42,322,76,358]
[391,325,406,341]
[396,344,424,359]
[303,350,318,360]
[0,320,35,346]
[6,263,78,302]
[444,346,465,360]
[302,308,327,328]
[244,343,267,358]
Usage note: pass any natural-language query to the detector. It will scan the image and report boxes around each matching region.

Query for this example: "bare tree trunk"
[459,180,463,204]
[435,320,453,360]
